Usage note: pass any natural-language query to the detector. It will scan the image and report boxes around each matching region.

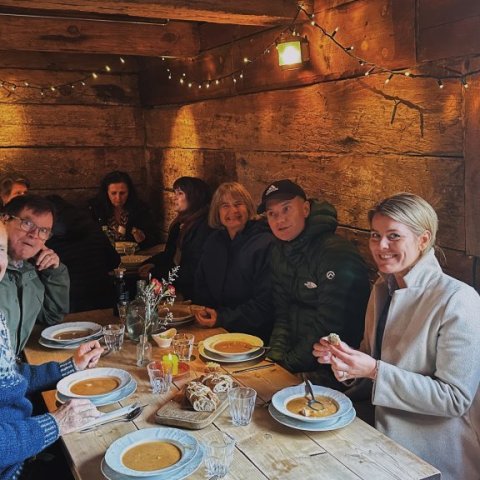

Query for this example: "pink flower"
[168,285,176,296]
[151,278,163,295]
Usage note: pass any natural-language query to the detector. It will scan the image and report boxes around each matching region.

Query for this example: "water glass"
[228,387,257,426]
[203,432,235,478]
[117,300,129,325]
[147,361,172,394]
[172,333,194,361]
[103,324,125,352]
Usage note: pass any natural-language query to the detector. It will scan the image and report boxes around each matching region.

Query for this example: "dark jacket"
[194,219,275,342]
[87,197,159,248]
[268,200,370,374]
[149,215,213,300]
[47,198,121,313]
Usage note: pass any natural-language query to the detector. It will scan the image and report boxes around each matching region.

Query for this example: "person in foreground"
[0,222,102,480]
[193,182,275,342]
[88,170,158,248]
[1,195,69,355]
[139,176,212,300]
[313,193,480,480]
[263,180,370,385]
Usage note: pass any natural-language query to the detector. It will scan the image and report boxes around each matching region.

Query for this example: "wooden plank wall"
[139,0,480,287]
[0,51,151,211]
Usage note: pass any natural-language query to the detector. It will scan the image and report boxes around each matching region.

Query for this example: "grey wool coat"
[360,250,480,480]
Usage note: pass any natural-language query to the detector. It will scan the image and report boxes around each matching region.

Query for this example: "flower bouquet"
[136,266,179,366]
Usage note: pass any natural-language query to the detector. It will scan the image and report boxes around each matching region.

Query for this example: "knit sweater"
[0,311,75,480]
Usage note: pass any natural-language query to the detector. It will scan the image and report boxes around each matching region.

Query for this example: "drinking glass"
[147,361,172,394]
[103,324,125,352]
[172,333,194,361]
[228,387,257,426]
[203,432,235,478]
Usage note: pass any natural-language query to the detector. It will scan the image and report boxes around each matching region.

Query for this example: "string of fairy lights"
[1,4,479,98]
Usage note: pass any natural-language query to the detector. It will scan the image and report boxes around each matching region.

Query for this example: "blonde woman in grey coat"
[313,193,480,480]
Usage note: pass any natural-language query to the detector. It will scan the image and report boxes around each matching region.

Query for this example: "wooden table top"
[25,310,441,480]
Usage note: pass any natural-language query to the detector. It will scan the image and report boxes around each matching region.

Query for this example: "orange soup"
[53,329,93,340]
[70,376,120,396]
[122,441,182,471]
[214,340,253,353]
[286,396,338,418]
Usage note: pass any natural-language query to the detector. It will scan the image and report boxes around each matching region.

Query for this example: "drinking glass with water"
[203,432,236,478]
[103,324,125,352]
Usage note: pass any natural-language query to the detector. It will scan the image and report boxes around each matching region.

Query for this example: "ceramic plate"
[39,336,84,350]
[57,368,132,399]
[198,342,265,364]
[158,305,194,323]
[57,379,137,407]
[105,427,198,477]
[101,445,203,480]
[41,322,102,344]
[269,403,356,432]
[271,384,353,423]
[115,242,138,254]
[203,333,263,357]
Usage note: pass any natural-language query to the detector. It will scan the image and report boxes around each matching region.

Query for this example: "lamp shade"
[276,35,309,69]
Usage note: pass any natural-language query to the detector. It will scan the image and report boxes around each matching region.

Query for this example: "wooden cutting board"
[155,389,229,429]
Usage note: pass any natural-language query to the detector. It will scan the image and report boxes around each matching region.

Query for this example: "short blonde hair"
[208,182,257,229]
[368,193,438,253]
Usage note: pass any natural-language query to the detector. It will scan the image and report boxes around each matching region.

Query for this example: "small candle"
[162,353,179,375]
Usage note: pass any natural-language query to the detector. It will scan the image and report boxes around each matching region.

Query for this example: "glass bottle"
[136,334,152,367]
[126,280,147,341]
[113,268,128,317]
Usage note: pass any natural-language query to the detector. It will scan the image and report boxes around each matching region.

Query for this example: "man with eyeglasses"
[1,194,69,354]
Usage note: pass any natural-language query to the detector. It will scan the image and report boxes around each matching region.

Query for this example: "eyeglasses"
[9,215,52,240]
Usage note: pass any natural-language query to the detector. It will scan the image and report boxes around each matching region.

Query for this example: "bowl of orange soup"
[203,333,263,357]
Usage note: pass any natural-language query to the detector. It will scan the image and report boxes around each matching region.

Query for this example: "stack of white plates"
[101,427,204,480]
[115,242,138,255]
[158,304,194,327]
[269,384,356,432]
[56,368,137,407]
[199,333,265,363]
[39,322,103,350]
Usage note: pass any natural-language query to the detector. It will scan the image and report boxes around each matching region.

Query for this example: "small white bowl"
[152,328,177,348]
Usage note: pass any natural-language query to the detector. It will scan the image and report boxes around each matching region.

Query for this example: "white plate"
[57,368,132,399]
[271,384,353,423]
[41,322,102,343]
[101,445,204,480]
[39,336,84,350]
[198,342,265,363]
[203,333,263,357]
[57,379,137,407]
[158,305,194,323]
[269,403,356,431]
[115,242,138,254]
[105,427,198,477]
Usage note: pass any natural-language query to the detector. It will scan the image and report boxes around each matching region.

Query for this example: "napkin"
[73,402,139,433]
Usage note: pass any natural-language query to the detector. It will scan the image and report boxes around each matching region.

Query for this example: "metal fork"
[301,374,325,411]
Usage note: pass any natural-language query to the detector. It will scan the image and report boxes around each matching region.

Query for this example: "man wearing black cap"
[259,179,370,385]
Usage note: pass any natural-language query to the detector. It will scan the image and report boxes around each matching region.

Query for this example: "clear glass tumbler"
[228,387,257,426]
[203,432,236,478]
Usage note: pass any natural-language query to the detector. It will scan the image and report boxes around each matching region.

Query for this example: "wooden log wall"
[0,51,153,212]
[138,0,480,287]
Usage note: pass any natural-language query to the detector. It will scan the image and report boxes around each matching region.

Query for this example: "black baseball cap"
[257,179,307,213]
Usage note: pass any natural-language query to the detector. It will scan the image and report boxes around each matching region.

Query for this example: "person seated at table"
[193,182,275,342]
[313,193,480,480]
[88,170,159,248]
[0,173,30,207]
[261,180,370,386]
[1,195,69,355]
[139,176,213,300]
[46,195,121,312]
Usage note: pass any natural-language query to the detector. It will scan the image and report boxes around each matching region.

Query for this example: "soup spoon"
[301,374,325,411]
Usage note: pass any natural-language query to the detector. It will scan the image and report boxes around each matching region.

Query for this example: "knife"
[232,363,276,374]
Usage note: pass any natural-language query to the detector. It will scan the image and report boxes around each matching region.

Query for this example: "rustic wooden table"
[25,310,441,480]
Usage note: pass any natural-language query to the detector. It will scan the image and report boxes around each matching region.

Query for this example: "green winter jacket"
[1,260,70,354]
[268,200,370,373]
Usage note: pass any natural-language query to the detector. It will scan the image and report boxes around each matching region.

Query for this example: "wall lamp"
[276,33,310,69]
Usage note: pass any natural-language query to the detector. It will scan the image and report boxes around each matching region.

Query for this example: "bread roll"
[199,373,234,393]
[185,381,220,412]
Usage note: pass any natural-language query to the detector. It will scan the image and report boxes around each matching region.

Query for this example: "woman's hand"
[194,307,217,328]
[131,227,146,244]
[313,337,377,382]
[73,340,104,370]
[52,399,100,435]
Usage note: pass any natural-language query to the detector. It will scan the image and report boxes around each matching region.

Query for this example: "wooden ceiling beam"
[0,14,200,57]
[0,0,309,26]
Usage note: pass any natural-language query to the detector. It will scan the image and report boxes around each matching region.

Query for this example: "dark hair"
[3,194,56,221]
[96,170,140,216]
[173,177,211,217]
[171,177,211,246]
[0,173,30,204]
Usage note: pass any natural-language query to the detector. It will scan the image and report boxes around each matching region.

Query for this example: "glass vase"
[136,334,152,367]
